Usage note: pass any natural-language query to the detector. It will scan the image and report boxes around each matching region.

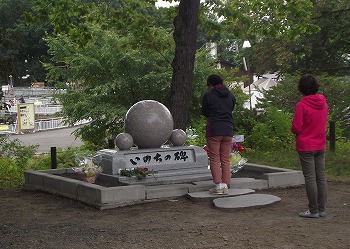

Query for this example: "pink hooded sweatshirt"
[291,94,328,152]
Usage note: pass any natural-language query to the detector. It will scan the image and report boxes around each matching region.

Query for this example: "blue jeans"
[298,150,327,213]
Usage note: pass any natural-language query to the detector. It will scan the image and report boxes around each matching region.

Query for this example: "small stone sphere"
[170,129,187,146]
[115,133,134,150]
[124,100,174,149]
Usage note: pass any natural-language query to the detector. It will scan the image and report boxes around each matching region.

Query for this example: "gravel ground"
[1,181,350,249]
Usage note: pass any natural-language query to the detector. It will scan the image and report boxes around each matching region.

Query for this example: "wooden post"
[329,121,335,152]
[16,103,21,134]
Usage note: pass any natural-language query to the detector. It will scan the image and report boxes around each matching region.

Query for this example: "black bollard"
[51,147,57,169]
[329,121,335,152]
[108,139,115,149]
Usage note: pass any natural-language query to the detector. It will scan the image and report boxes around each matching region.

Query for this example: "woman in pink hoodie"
[291,75,328,218]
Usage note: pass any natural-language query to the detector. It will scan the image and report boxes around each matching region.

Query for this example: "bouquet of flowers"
[73,156,102,183]
[119,167,158,180]
[230,142,247,173]
[202,140,247,173]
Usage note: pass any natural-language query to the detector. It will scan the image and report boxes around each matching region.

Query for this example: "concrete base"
[23,163,304,209]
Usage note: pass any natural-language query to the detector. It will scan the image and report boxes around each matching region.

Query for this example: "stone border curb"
[23,164,304,209]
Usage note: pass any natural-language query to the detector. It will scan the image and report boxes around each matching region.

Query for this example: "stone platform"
[23,163,304,210]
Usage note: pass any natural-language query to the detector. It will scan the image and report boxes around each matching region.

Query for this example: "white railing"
[2,118,91,134]
[35,117,68,131]
[6,87,66,97]
[8,105,62,115]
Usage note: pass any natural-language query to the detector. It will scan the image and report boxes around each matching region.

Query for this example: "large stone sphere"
[170,129,187,146]
[124,100,174,149]
[115,133,134,150]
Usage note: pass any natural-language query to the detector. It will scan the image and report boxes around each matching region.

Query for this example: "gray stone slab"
[193,178,253,186]
[96,145,208,176]
[213,194,281,209]
[193,177,268,190]
[39,168,68,174]
[24,171,46,190]
[100,185,145,205]
[43,174,78,196]
[188,188,255,200]
[146,184,190,199]
[76,183,146,208]
[267,171,305,187]
[244,163,292,173]
[77,182,104,205]
[231,179,268,189]
[119,173,212,186]
[187,183,212,193]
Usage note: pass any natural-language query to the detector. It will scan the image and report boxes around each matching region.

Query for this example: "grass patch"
[244,142,350,183]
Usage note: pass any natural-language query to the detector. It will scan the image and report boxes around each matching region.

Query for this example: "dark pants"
[298,150,328,213]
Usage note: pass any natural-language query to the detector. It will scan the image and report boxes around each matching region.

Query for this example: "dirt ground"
[1,181,349,249]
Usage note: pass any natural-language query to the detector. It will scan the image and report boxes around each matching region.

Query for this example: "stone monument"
[124,100,173,149]
[95,100,211,185]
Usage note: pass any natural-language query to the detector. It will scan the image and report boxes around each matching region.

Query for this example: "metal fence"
[4,87,66,97]
[1,118,90,134]
[7,104,62,115]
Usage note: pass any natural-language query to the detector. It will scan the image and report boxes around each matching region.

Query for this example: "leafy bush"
[0,158,24,189]
[0,136,96,189]
[27,147,96,170]
[0,134,38,189]
[187,116,207,147]
[244,107,294,150]
[325,142,350,182]
[0,134,38,168]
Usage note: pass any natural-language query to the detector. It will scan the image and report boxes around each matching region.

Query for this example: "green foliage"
[0,134,38,189]
[27,146,95,170]
[211,0,350,76]
[0,0,48,84]
[300,0,350,75]
[0,134,38,169]
[244,142,350,183]
[243,147,300,170]
[325,142,350,182]
[213,0,316,40]
[0,158,24,189]
[260,74,350,139]
[44,22,175,145]
[0,146,96,189]
[187,116,207,147]
[243,107,294,150]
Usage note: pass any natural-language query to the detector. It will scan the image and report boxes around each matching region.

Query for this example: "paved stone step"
[187,188,256,201]
[119,172,213,186]
[213,194,281,209]
[192,178,269,191]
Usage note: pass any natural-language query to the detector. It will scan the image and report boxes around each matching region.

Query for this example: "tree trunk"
[170,0,200,130]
